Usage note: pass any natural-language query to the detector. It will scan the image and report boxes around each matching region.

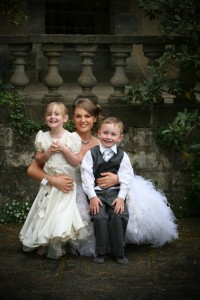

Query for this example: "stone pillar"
[143,44,165,63]
[42,44,64,103]
[76,44,98,101]
[9,44,32,97]
[143,44,165,104]
[108,44,131,104]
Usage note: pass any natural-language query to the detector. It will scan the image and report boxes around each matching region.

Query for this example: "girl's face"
[98,123,123,148]
[46,104,68,130]
[73,107,97,134]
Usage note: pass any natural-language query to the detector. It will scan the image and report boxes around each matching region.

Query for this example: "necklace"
[81,140,90,145]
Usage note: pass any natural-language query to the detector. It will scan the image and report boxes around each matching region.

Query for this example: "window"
[45,0,110,34]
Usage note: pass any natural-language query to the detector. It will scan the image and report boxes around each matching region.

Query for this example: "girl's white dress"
[20,130,87,259]
[75,166,178,257]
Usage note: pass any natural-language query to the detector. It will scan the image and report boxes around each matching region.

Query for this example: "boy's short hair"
[100,117,124,134]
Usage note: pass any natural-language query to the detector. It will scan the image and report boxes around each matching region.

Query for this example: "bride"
[26,98,178,257]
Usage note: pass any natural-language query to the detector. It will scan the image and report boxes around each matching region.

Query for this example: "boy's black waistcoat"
[90,145,124,188]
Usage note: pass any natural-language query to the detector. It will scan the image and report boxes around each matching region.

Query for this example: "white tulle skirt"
[125,176,178,247]
[75,175,178,257]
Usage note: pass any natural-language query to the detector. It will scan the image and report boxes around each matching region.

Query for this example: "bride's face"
[73,107,97,134]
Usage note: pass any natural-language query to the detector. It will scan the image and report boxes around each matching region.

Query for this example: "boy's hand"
[112,197,124,214]
[89,196,103,215]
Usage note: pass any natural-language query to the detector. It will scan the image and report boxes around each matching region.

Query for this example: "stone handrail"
[0,34,186,103]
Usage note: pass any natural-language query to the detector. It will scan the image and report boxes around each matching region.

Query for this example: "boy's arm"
[116,152,134,200]
[111,152,133,214]
[81,151,103,214]
[81,151,96,199]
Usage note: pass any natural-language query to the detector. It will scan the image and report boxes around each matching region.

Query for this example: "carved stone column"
[76,44,98,101]
[143,44,165,63]
[9,44,32,97]
[143,44,165,104]
[42,44,64,103]
[108,45,131,104]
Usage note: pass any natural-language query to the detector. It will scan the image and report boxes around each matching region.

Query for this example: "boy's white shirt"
[81,142,134,200]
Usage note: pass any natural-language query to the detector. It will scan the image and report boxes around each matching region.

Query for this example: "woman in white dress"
[20,102,87,259]
[26,99,178,258]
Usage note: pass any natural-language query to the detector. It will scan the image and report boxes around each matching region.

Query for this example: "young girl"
[20,101,87,259]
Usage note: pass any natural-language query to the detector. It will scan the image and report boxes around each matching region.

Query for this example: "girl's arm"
[35,146,53,166]
[35,141,81,167]
[27,161,73,193]
[52,141,81,167]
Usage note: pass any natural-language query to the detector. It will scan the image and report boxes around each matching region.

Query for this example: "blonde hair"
[100,117,124,134]
[73,98,103,124]
[45,102,68,120]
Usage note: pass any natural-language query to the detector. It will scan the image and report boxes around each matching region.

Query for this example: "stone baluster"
[42,44,64,103]
[108,45,131,104]
[76,44,98,101]
[9,44,32,97]
[143,44,165,63]
[143,44,165,104]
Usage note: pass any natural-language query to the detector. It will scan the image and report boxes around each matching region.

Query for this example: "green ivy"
[159,108,200,150]
[124,0,200,105]
[187,151,200,211]
[155,108,200,212]
[139,0,200,44]
[0,81,74,137]
[0,0,28,25]
[0,200,30,224]
[124,47,200,105]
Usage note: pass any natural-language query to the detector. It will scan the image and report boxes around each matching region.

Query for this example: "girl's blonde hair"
[45,102,68,120]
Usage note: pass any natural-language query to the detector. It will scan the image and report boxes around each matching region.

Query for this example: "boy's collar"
[99,143,117,154]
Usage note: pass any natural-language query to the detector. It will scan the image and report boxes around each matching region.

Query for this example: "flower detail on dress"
[32,186,49,230]
[45,161,58,175]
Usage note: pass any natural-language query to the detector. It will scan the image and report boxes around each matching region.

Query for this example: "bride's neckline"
[79,133,92,145]
[81,139,91,145]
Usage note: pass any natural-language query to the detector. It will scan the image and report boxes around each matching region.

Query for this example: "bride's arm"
[97,172,119,189]
[27,161,73,193]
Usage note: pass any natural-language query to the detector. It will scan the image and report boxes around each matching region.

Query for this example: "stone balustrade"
[0,34,187,103]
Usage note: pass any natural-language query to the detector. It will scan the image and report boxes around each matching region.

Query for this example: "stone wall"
[0,102,199,217]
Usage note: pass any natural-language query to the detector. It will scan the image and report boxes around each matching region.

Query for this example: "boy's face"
[98,123,123,148]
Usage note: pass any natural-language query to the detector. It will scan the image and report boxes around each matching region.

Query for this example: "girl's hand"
[112,197,124,214]
[97,172,119,189]
[51,141,65,153]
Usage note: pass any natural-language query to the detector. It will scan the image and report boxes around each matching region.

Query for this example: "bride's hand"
[49,175,73,193]
[97,172,119,189]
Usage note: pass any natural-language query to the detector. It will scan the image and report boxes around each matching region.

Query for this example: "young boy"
[81,117,134,264]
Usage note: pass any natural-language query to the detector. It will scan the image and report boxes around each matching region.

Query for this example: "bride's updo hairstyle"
[72,98,103,125]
